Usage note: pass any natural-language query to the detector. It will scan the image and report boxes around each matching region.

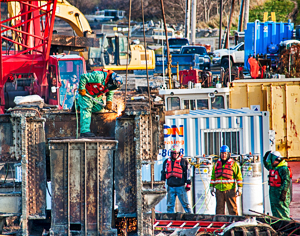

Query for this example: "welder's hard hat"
[220,145,230,153]
[171,145,180,154]
[108,72,123,90]
[270,151,282,162]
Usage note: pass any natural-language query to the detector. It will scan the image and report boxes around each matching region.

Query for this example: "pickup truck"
[168,38,189,54]
[154,45,211,74]
[180,45,211,70]
[212,42,244,68]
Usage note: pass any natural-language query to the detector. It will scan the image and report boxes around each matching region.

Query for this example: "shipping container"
[244,20,294,69]
[156,109,272,215]
[230,78,300,160]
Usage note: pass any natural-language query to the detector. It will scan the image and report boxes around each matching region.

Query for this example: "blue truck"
[155,45,211,74]
[154,54,201,74]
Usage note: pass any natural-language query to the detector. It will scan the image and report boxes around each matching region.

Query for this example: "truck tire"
[221,57,232,69]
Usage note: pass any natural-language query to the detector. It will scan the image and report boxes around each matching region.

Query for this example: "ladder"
[153,219,230,233]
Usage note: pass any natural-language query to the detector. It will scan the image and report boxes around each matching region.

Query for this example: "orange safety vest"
[215,159,234,179]
[85,69,113,97]
[165,157,183,179]
[269,166,292,187]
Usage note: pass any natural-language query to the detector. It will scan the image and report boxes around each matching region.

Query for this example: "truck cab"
[168,38,189,54]
[212,42,244,68]
[159,87,230,111]
[180,45,211,71]
[48,55,86,109]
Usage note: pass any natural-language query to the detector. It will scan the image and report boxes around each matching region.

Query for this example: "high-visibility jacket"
[269,166,292,187]
[166,157,183,179]
[210,158,243,191]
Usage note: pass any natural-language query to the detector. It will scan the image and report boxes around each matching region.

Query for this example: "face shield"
[107,73,123,90]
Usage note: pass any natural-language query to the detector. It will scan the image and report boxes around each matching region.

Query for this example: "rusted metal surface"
[0,109,48,236]
[115,109,166,235]
[142,181,167,213]
[115,117,137,217]
[49,139,117,235]
[0,115,14,161]
[44,111,117,139]
[230,79,300,160]
[51,34,99,49]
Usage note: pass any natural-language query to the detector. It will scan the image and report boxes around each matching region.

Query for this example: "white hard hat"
[271,151,282,158]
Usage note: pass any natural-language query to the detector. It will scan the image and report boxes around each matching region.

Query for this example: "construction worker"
[263,151,291,220]
[161,145,192,213]
[210,145,243,215]
[78,70,123,137]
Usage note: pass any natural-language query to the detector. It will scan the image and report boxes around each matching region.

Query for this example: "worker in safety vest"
[78,70,123,137]
[263,151,291,220]
[210,145,243,215]
[161,145,192,213]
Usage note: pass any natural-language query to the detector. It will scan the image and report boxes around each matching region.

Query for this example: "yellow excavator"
[8,0,155,71]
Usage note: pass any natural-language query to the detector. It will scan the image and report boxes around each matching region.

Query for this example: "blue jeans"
[167,186,192,213]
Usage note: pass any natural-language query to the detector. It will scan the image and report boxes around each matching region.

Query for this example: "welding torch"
[83,93,117,113]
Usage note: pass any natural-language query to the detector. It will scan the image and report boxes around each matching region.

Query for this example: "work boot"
[80,132,95,137]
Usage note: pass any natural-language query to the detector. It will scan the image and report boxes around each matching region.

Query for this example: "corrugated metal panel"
[230,79,300,160]
[163,109,268,157]
[49,139,118,235]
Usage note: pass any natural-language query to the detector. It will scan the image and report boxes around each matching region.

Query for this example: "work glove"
[263,150,271,162]
[185,184,191,192]
[210,187,216,196]
[78,89,86,96]
[236,187,242,197]
[279,190,287,201]
[105,101,113,110]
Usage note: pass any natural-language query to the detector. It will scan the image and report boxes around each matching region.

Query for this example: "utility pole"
[238,0,245,32]
[159,0,172,88]
[190,0,197,44]
[185,0,191,40]
[218,0,223,49]
[225,0,235,48]
[244,0,249,30]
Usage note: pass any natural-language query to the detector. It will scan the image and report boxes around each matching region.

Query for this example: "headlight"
[204,58,210,63]
[214,53,220,57]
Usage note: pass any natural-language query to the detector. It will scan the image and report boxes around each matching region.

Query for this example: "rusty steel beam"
[51,34,99,49]
[8,109,47,235]
[115,107,166,235]
[49,139,117,235]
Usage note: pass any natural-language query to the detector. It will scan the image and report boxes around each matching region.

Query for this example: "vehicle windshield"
[58,59,84,109]
[228,43,242,50]
[169,38,189,46]
[181,47,207,55]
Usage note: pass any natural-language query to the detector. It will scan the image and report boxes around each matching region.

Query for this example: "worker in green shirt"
[78,69,123,137]
[210,145,243,215]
